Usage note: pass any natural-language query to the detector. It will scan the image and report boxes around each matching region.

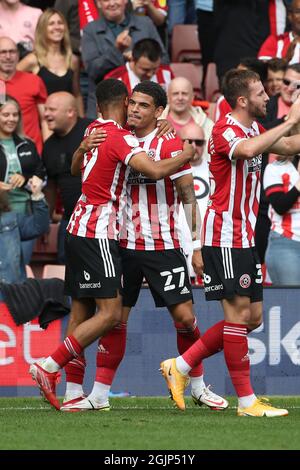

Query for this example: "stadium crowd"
[0,0,300,416]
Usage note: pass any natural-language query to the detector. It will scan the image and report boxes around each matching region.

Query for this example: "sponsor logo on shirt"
[247,155,262,173]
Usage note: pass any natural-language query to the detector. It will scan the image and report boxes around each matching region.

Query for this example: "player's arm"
[232,96,300,160]
[129,141,195,180]
[71,129,107,176]
[175,173,204,277]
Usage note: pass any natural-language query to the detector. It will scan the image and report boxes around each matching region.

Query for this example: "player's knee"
[248,317,263,331]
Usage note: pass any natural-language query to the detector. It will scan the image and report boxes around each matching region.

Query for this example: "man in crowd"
[42,91,92,263]
[105,38,173,93]
[162,77,213,163]
[0,37,47,153]
[81,0,168,117]
[258,0,300,64]
[160,68,300,416]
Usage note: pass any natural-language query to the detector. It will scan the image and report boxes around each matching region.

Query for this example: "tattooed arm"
[175,173,204,276]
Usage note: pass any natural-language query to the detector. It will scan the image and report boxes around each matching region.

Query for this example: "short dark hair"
[267,58,287,73]
[222,69,260,108]
[96,79,128,107]
[239,57,268,83]
[132,38,162,63]
[132,81,167,108]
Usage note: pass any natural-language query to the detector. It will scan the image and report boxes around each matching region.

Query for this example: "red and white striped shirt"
[264,160,300,241]
[67,118,142,240]
[258,32,300,64]
[119,128,192,250]
[105,62,173,94]
[203,114,265,248]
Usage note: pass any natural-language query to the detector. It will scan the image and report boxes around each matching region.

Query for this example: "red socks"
[51,335,83,368]
[65,355,86,385]
[175,320,203,377]
[223,322,254,397]
[181,320,224,369]
[95,322,127,385]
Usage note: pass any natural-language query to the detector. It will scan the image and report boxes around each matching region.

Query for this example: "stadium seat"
[171,25,201,64]
[170,63,203,99]
[33,223,59,262]
[42,264,65,280]
[204,63,221,102]
[25,265,35,278]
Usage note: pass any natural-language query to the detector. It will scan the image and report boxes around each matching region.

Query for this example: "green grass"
[0,397,299,450]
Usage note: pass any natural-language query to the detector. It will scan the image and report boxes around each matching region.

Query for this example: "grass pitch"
[0,396,299,450]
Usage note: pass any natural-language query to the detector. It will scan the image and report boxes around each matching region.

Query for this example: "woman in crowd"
[17,8,84,116]
[0,95,46,263]
[0,174,49,287]
[264,154,300,286]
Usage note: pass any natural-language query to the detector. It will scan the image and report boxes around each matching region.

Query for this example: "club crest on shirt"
[148,149,156,161]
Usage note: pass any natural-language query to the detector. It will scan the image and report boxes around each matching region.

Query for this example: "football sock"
[95,322,127,385]
[65,383,84,401]
[89,382,111,404]
[190,375,205,397]
[223,322,254,398]
[238,394,257,408]
[45,335,83,371]
[179,320,225,372]
[174,319,203,377]
[65,354,86,385]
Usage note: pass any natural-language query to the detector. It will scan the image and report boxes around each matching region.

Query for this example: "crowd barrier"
[0,288,299,397]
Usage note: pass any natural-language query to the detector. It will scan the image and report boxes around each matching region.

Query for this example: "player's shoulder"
[213,115,244,138]
[104,65,127,80]
[161,131,180,143]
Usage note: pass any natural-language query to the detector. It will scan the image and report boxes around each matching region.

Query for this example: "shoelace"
[256,397,275,409]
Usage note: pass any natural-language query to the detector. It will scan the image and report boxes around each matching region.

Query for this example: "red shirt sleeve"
[161,135,192,180]
[210,123,247,160]
[258,35,278,60]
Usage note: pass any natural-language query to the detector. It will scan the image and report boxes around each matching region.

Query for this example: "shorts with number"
[202,246,263,302]
[64,232,122,299]
[120,247,193,307]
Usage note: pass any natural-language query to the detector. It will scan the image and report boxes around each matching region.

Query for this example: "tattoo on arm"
[178,183,199,239]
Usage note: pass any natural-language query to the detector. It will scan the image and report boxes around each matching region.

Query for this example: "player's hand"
[27,175,44,195]
[115,29,132,52]
[191,249,204,277]
[183,140,196,161]
[156,119,174,138]
[286,95,300,124]
[9,173,25,189]
[80,129,107,152]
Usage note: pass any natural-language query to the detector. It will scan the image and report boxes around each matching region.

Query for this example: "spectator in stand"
[195,0,215,81]
[130,0,167,27]
[105,38,173,93]
[0,37,47,154]
[256,63,300,266]
[0,174,49,289]
[264,154,300,285]
[42,91,92,263]
[213,0,286,81]
[258,0,300,64]
[81,0,169,118]
[17,8,84,117]
[0,0,42,59]
[0,94,46,263]
[265,58,287,96]
[162,77,213,162]
[167,0,196,35]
